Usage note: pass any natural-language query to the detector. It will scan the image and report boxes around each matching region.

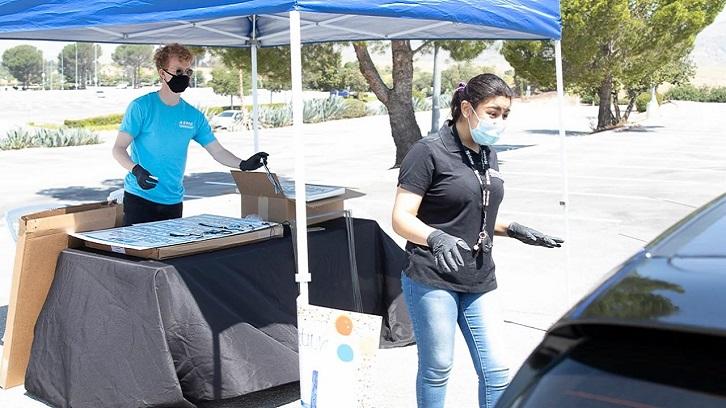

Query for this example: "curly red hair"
[154,43,193,70]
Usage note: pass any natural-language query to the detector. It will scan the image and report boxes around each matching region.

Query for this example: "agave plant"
[0,128,38,150]
[259,105,293,128]
[412,96,432,112]
[303,96,346,123]
[0,127,100,150]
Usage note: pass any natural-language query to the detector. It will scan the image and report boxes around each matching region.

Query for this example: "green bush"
[340,99,368,119]
[579,93,599,106]
[64,113,124,128]
[636,92,664,113]
[665,85,726,103]
[710,87,726,103]
[1,127,100,150]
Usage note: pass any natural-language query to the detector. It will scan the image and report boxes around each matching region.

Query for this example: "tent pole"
[554,39,572,302]
[251,15,260,152]
[289,10,310,305]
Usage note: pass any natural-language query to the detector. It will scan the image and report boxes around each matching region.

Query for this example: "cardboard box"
[1,201,121,389]
[231,170,363,226]
[81,223,284,260]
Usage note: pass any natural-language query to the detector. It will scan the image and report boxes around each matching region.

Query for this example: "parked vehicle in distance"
[329,88,350,98]
[497,193,726,408]
[210,110,243,130]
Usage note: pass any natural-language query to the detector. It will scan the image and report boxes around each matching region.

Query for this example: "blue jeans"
[402,273,510,408]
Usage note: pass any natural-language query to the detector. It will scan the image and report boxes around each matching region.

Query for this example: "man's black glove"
[131,164,158,190]
[507,222,564,248]
[427,230,471,273]
[239,152,269,171]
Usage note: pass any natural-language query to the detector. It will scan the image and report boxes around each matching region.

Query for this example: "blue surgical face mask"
[468,109,506,146]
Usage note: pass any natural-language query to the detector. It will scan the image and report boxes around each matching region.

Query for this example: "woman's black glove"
[507,222,564,248]
[427,230,471,273]
[239,152,269,171]
[131,164,158,190]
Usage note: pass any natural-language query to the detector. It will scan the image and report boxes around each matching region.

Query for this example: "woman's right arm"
[392,187,436,246]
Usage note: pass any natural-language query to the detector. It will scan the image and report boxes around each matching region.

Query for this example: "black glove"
[427,230,471,273]
[131,164,158,190]
[239,152,269,171]
[507,222,564,248]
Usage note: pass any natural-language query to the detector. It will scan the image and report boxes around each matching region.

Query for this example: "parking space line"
[506,188,699,206]
[618,233,647,243]
[504,171,717,185]
[502,160,725,173]
[499,210,619,224]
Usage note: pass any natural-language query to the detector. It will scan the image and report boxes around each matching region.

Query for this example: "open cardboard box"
[1,201,121,388]
[230,170,364,226]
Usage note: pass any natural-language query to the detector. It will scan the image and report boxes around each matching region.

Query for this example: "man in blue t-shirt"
[112,43,268,226]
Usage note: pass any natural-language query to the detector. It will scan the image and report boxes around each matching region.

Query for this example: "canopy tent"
[0,0,568,303]
[0,0,567,335]
[0,0,567,302]
[0,1,561,44]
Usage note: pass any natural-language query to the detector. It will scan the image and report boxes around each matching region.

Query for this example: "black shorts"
[122,191,183,226]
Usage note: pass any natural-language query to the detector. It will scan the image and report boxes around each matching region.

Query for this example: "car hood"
[553,253,726,337]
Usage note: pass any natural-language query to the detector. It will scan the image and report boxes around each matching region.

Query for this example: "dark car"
[498,193,726,408]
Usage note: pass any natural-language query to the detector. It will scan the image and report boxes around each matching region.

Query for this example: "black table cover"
[25,218,413,407]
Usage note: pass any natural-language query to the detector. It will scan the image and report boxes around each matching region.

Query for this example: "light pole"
[41,53,45,90]
[428,43,442,137]
[60,51,64,90]
[94,43,98,87]
[74,42,78,89]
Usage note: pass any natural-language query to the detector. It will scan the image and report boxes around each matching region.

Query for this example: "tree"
[0,64,14,85]
[502,0,725,130]
[112,45,154,88]
[441,62,496,94]
[58,43,102,89]
[2,45,42,87]
[354,40,491,166]
[335,61,369,93]
[209,66,250,108]
[211,44,342,92]
[302,44,342,90]
[187,46,206,88]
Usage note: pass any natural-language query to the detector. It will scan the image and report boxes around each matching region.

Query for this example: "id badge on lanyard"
[464,148,493,256]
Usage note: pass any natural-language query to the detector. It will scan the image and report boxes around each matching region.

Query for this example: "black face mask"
[162,69,190,93]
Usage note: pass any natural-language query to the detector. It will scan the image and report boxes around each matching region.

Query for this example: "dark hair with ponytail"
[450,73,513,122]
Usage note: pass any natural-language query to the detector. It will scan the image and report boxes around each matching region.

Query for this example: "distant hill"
[691,10,726,86]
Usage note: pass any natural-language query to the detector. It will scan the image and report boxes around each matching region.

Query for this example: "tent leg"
[554,40,572,302]
[251,15,260,152]
[289,10,310,305]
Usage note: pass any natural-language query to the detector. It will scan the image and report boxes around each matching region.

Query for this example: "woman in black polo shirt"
[392,73,563,408]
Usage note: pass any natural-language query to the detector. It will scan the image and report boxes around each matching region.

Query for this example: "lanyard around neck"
[451,125,491,208]
[451,125,494,254]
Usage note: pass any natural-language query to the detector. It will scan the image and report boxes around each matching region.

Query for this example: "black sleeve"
[397,141,435,196]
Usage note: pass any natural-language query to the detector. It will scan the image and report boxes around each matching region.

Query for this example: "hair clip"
[456,81,467,92]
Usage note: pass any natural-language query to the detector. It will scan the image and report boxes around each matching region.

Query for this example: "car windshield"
[219,112,235,117]
[650,196,726,258]
[514,337,726,407]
